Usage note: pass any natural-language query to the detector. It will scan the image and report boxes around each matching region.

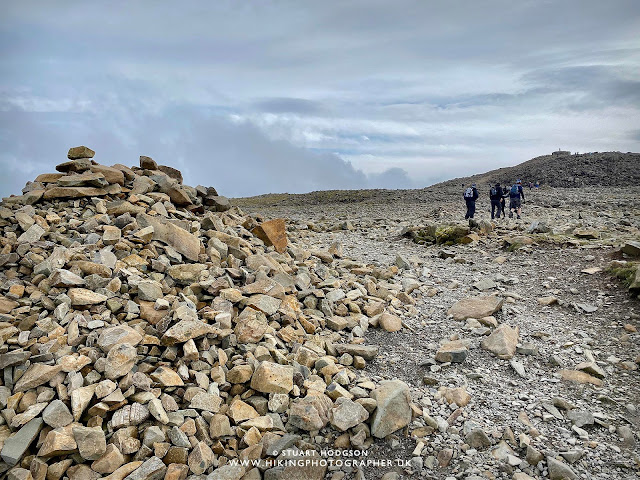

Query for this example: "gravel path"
[239,187,640,480]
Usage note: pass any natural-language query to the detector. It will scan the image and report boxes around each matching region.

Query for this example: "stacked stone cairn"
[0,147,416,480]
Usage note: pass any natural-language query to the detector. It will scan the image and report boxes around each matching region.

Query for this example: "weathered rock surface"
[481,324,520,359]
[370,380,412,438]
[251,218,288,253]
[448,295,504,320]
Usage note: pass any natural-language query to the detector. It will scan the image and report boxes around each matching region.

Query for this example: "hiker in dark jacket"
[500,184,508,217]
[489,183,504,219]
[508,179,525,219]
[463,183,479,219]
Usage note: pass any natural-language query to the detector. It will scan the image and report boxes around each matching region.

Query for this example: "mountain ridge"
[234,150,640,207]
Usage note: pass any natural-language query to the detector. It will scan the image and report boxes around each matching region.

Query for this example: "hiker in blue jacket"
[508,179,525,219]
[463,183,479,219]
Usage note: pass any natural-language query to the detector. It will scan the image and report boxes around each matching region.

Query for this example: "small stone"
[105,343,138,379]
[440,386,471,407]
[136,213,201,262]
[465,428,492,449]
[0,418,43,466]
[71,384,97,421]
[250,361,294,394]
[566,409,594,428]
[189,392,222,412]
[525,445,544,465]
[559,369,603,386]
[227,364,254,384]
[187,441,214,475]
[42,400,73,428]
[547,456,577,480]
[207,464,246,480]
[574,361,606,379]
[68,288,107,306]
[378,313,402,332]
[123,456,167,480]
[473,278,497,291]
[97,325,143,352]
[370,380,411,438]
[137,280,163,302]
[17,224,45,244]
[14,364,62,392]
[161,319,217,346]
[251,219,288,253]
[150,366,184,387]
[38,428,77,457]
[209,414,233,438]
[538,296,558,305]
[92,444,125,474]
[481,324,519,359]
[329,397,369,431]
[68,145,95,159]
[229,399,260,423]
[139,155,158,169]
[73,426,107,460]
[435,340,468,363]
[287,395,332,431]
[102,226,122,245]
[448,296,504,320]
[50,269,85,287]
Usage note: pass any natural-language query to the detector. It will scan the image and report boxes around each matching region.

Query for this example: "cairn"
[0,147,418,479]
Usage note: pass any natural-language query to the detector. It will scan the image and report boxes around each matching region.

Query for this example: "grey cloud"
[0,0,639,197]
[0,104,414,198]
[523,65,640,110]
[628,130,640,142]
[367,167,417,190]
[253,98,324,115]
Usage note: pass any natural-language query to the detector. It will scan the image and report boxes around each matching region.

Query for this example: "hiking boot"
[509,212,513,218]
[517,215,521,219]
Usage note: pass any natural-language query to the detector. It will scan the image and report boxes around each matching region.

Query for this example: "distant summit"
[442,151,640,188]
[236,150,640,207]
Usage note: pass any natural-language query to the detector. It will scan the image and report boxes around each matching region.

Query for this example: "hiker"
[535,180,539,189]
[508,179,525,219]
[500,184,508,217]
[489,183,504,219]
[463,183,479,219]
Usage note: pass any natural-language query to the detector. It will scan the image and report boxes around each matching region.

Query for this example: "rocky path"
[244,188,640,480]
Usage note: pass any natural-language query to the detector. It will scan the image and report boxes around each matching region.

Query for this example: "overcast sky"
[1,1,639,197]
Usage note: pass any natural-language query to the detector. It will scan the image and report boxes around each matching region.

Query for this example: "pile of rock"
[402,221,493,246]
[7,146,231,214]
[0,147,418,480]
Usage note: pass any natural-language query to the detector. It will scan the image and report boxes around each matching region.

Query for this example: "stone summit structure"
[0,147,419,479]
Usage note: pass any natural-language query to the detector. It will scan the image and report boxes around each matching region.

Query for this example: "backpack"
[510,184,519,196]
[490,187,498,197]
[464,187,474,199]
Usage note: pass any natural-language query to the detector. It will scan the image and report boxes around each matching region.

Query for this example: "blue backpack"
[510,185,519,196]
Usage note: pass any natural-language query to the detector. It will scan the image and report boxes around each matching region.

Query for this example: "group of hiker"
[463,180,530,220]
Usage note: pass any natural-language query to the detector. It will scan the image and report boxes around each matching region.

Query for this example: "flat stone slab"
[1,417,43,466]
[334,344,378,360]
[448,296,504,320]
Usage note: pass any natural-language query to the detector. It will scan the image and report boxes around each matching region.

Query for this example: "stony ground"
[237,186,640,480]
[1,152,452,480]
